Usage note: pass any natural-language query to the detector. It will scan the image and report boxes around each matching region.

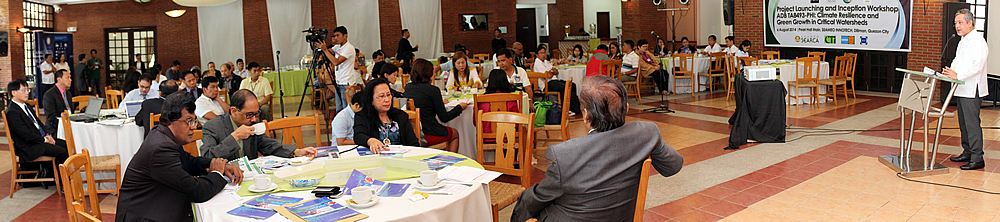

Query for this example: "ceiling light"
[173,0,236,7]
[17,27,29,33]
[165,9,186,18]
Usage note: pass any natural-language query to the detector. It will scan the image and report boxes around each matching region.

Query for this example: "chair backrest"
[150,113,161,129]
[25,99,42,120]
[265,113,323,148]
[551,49,562,60]
[674,53,694,75]
[807,51,826,61]
[554,78,572,128]
[3,112,19,168]
[833,55,850,79]
[391,98,415,110]
[72,95,96,112]
[737,57,758,67]
[761,51,780,60]
[405,108,422,142]
[105,89,124,109]
[601,60,623,79]
[183,130,202,157]
[709,54,725,72]
[345,85,363,105]
[475,110,535,186]
[526,72,549,93]
[633,158,653,222]
[72,202,102,222]
[473,53,491,61]
[61,111,78,155]
[219,88,229,104]
[401,74,410,89]
[844,53,858,79]
[473,92,523,135]
[709,52,727,57]
[795,56,821,82]
[725,54,738,79]
[468,58,482,65]
[60,149,101,222]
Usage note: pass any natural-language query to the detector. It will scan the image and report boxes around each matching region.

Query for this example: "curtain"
[335,0,381,59]
[197,1,245,69]
[266,0,312,67]
[398,0,443,60]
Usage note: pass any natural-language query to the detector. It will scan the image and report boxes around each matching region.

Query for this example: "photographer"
[314,26,355,114]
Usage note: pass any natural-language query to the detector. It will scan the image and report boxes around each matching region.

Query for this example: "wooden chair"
[818,55,851,105]
[265,113,324,148]
[25,99,42,120]
[345,85,363,105]
[534,77,572,149]
[622,65,643,103]
[468,58,482,65]
[72,202,102,222]
[725,54,739,101]
[474,93,523,115]
[183,130,202,157]
[59,149,102,222]
[761,51,780,60]
[551,49,562,60]
[523,59,534,71]
[105,89,124,109]
[391,98,416,110]
[737,57,759,67]
[843,53,858,99]
[219,88,229,104]
[72,95,97,112]
[789,57,821,106]
[401,74,410,90]
[807,51,826,61]
[673,53,697,96]
[473,53,491,61]
[62,111,122,195]
[602,60,622,79]
[476,110,534,222]
[150,113,161,130]
[633,159,653,222]
[404,108,424,147]
[526,72,551,99]
[5,111,61,198]
[698,54,727,93]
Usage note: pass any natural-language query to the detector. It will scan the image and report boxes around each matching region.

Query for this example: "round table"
[56,114,144,190]
[193,146,493,222]
[659,57,713,93]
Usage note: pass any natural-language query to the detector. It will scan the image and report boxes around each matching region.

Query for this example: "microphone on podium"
[651,31,658,38]
[939,33,958,72]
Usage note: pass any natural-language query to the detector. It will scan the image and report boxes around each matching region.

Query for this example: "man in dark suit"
[220,62,242,97]
[136,80,179,136]
[181,70,203,101]
[42,69,75,135]
[6,79,69,169]
[200,89,317,160]
[116,92,242,222]
[511,75,684,222]
[397,29,418,74]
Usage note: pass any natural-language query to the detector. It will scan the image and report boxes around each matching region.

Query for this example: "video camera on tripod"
[303,26,328,43]
[303,26,335,89]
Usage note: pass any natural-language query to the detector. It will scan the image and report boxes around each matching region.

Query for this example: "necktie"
[62,91,71,113]
[26,106,45,137]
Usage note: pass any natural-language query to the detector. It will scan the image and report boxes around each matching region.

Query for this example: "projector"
[743,65,777,81]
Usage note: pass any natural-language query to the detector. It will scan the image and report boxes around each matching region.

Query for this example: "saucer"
[413,180,445,190]
[346,196,379,208]
[248,183,278,192]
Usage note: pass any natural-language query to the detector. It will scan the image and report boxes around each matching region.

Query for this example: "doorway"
[516,8,537,55]
[597,12,610,38]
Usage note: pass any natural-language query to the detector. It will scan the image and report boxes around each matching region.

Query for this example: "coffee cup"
[420,170,438,186]
[352,186,375,204]
[252,122,267,135]
[253,174,271,190]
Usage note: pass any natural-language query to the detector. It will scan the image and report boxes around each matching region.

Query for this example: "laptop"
[70,97,104,122]
[123,100,144,118]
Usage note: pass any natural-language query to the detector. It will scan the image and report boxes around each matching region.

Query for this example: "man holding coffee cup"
[200,89,318,160]
[117,92,243,222]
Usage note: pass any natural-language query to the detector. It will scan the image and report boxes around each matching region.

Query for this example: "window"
[23,32,35,81]
[105,27,157,88]
[966,0,987,33]
[23,1,53,30]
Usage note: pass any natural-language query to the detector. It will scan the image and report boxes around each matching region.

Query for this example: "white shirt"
[704,43,723,53]
[39,62,55,84]
[55,62,71,75]
[622,52,640,76]
[734,50,749,58]
[332,42,357,86]
[725,45,740,54]
[330,108,356,144]
[119,87,160,108]
[235,69,249,79]
[951,31,989,98]
[506,67,530,89]
[533,58,554,74]
[194,94,225,124]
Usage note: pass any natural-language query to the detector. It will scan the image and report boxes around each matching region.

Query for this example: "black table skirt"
[728,75,787,148]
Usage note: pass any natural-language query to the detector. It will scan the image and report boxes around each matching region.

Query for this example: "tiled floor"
[7,89,1000,222]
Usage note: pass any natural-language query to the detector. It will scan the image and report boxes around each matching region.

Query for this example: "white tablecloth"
[778,61,831,104]
[56,118,144,190]
[661,57,713,93]
[193,146,493,222]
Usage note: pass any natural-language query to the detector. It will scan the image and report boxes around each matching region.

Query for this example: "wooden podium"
[879,68,964,177]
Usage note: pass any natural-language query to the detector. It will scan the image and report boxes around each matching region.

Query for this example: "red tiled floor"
[737,171,778,184]
[647,201,696,218]
[762,176,805,189]
[673,209,723,221]
[698,186,739,199]
[716,179,758,192]
[743,184,786,197]
[642,209,672,222]
[699,200,747,217]
[721,191,768,207]
[672,193,719,208]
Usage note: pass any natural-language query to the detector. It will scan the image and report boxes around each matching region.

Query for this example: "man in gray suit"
[511,75,684,222]
[200,89,317,160]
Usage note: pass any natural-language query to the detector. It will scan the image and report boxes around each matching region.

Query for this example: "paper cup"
[253,174,271,190]
[420,170,438,186]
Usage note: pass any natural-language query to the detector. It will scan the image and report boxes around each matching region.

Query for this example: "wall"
[242,0,273,67]
[621,0,699,47]
[378,0,402,58]
[547,0,583,48]
[583,0,621,38]
[697,0,727,44]
[516,4,548,50]
[440,0,517,55]
[2,0,20,83]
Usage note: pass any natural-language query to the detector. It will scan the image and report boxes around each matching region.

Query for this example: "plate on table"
[288,157,311,166]
[413,180,445,190]
[248,183,278,193]
[346,196,380,208]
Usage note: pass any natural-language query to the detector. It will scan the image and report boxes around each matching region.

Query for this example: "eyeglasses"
[180,118,198,127]
[238,109,259,119]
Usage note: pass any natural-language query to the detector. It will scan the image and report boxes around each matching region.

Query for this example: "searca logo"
[797,35,821,43]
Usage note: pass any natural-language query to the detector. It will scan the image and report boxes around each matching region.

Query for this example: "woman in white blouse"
[445,51,481,90]
[55,54,71,74]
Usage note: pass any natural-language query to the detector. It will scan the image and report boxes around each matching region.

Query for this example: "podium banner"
[764,0,911,52]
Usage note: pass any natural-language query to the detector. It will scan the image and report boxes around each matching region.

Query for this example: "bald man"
[512,42,527,69]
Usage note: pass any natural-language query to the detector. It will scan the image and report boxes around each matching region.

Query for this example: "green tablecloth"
[263,70,312,97]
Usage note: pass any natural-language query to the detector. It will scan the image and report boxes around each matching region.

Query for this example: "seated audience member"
[200,89,317,160]
[620,40,640,82]
[331,92,366,146]
[512,42,527,69]
[677,37,695,54]
[203,61,220,79]
[220,62,242,97]
[120,74,160,108]
[195,76,230,124]
[181,70,202,101]
[116,92,242,222]
[608,42,623,60]
[235,59,249,79]
[440,44,474,72]
[535,47,581,116]
[367,50,386,78]
[405,59,467,152]
[166,60,182,80]
[735,40,752,58]
[724,36,738,54]
[445,51,482,90]
[120,70,141,93]
[484,69,517,94]
[374,63,405,97]
[495,48,532,97]
[511,75,684,221]
[585,44,611,77]
[43,69,75,134]
[701,35,723,54]
[238,62,274,121]
[564,44,588,64]
[354,78,420,152]
[6,79,69,170]
[637,39,670,95]
[137,80,180,136]
[653,38,669,57]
